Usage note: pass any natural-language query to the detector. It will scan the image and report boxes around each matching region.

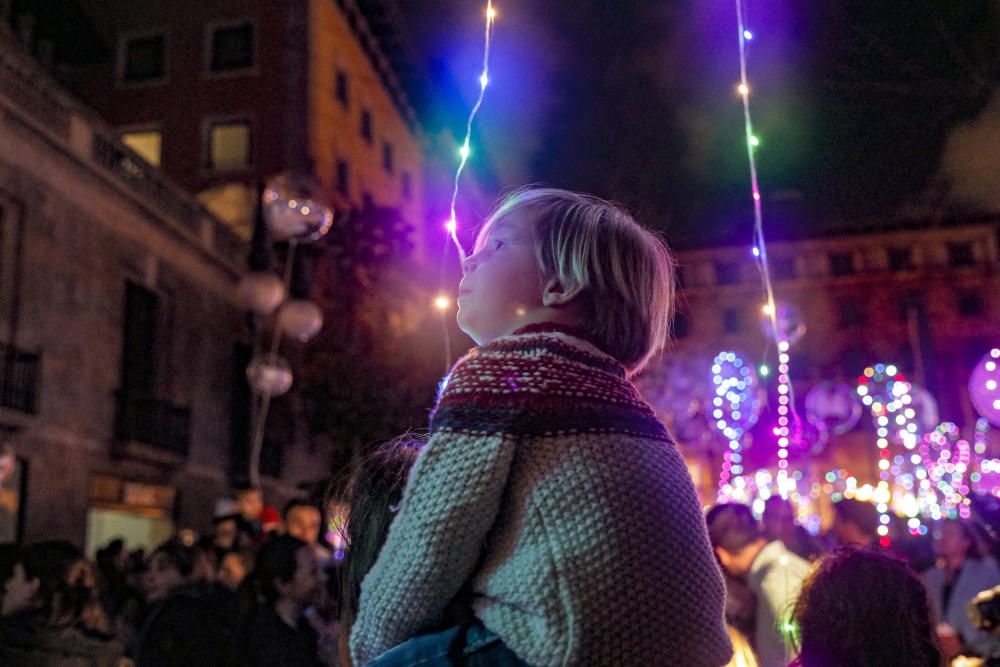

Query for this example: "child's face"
[458,214,544,345]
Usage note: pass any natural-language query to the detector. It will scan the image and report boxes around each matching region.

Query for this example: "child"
[351,188,732,666]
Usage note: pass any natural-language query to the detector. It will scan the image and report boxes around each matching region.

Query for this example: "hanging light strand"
[446,1,497,262]
[734,0,802,494]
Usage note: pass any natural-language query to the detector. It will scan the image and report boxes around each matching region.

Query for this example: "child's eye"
[492,239,505,250]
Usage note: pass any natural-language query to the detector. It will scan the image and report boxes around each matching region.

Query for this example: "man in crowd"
[707,503,811,667]
[831,498,880,548]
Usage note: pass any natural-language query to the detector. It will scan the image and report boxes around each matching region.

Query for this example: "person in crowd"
[761,497,821,561]
[134,539,231,667]
[233,534,323,667]
[211,499,244,559]
[285,499,331,562]
[217,550,254,592]
[0,540,123,666]
[922,519,1000,660]
[235,484,282,546]
[339,435,425,666]
[350,188,732,666]
[830,498,880,548]
[707,503,811,667]
[790,547,940,667]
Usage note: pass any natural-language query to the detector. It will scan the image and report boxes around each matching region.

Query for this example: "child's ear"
[541,276,584,307]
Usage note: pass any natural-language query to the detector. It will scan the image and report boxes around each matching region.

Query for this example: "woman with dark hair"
[338,435,424,667]
[922,519,1000,659]
[791,547,941,667]
[134,539,232,667]
[0,540,122,666]
[233,533,323,667]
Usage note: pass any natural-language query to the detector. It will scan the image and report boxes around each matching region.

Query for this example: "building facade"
[0,24,327,550]
[43,0,427,255]
[655,217,1000,496]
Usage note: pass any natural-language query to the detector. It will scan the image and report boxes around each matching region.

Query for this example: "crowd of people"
[2,187,999,666]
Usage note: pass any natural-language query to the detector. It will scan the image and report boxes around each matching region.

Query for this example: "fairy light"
[713,351,760,501]
[732,0,803,493]
[446,0,497,260]
[434,295,450,311]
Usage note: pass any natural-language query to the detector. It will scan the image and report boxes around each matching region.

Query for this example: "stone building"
[44,0,429,256]
[657,215,1000,495]
[0,23,328,550]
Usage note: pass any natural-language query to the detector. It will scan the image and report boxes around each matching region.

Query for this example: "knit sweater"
[350,325,732,666]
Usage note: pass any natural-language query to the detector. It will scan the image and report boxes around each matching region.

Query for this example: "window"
[828,252,855,276]
[206,120,251,170]
[837,299,867,328]
[715,262,740,285]
[402,171,412,200]
[958,291,984,317]
[121,33,166,82]
[672,310,690,339]
[888,247,914,272]
[360,109,373,144]
[382,142,394,173]
[771,257,796,281]
[335,70,349,107]
[209,21,254,72]
[120,130,162,167]
[122,282,159,391]
[336,160,349,196]
[723,307,743,333]
[948,242,974,267]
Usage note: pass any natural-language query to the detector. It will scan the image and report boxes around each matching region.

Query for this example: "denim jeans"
[366,620,530,667]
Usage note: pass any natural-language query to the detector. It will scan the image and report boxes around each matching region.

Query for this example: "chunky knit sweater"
[350,325,732,666]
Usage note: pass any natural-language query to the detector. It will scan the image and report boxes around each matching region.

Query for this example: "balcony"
[0,343,40,414]
[114,392,191,463]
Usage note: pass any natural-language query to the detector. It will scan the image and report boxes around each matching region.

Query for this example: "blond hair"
[476,187,675,375]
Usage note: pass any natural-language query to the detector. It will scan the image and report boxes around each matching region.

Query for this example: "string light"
[713,351,761,501]
[446,0,497,261]
[434,295,451,311]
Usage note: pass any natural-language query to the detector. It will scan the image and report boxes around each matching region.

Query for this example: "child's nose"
[461,252,479,276]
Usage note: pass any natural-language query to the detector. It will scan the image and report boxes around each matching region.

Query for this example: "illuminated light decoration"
[743,29,754,41]
[434,295,451,311]
[712,351,762,501]
[920,422,973,520]
[446,0,498,260]
[857,364,939,533]
[969,348,1000,426]
[737,83,750,97]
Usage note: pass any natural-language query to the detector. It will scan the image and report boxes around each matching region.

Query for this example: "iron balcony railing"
[114,391,191,459]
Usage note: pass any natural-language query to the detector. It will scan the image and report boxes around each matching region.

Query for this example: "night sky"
[396,0,1000,248]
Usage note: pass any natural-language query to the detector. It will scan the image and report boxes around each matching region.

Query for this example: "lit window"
[210,22,254,71]
[122,34,165,82]
[207,120,251,170]
[121,130,162,166]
